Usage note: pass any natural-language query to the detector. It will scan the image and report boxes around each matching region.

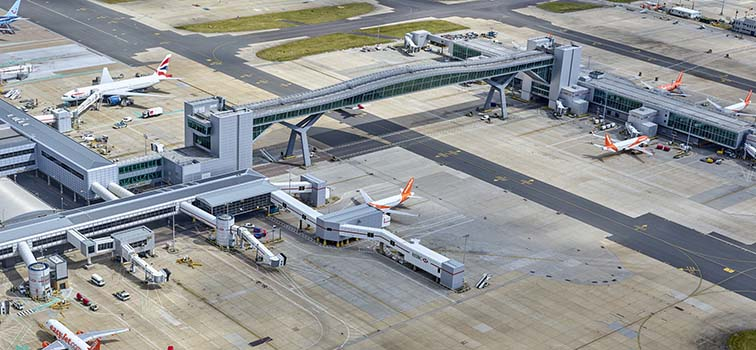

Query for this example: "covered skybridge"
[235,50,555,165]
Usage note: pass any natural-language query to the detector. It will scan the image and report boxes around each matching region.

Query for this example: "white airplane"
[0,0,23,34]
[62,54,176,103]
[707,90,754,116]
[358,177,420,216]
[592,133,654,156]
[41,319,129,350]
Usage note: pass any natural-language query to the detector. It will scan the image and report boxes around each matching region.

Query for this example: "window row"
[0,148,34,160]
[32,233,67,247]
[668,113,739,148]
[119,170,162,187]
[188,119,212,135]
[78,207,176,235]
[193,134,211,149]
[0,160,35,173]
[41,150,84,180]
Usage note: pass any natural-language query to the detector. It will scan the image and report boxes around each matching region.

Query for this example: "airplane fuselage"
[46,319,90,350]
[605,135,650,152]
[62,74,160,102]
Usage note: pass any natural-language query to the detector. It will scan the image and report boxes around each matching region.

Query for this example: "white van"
[90,274,105,287]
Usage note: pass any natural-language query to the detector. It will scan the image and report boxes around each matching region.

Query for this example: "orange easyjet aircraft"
[358,178,419,215]
[657,71,684,92]
[592,133,653,156]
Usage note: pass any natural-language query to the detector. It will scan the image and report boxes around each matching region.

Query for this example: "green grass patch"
[536,1,602,13]
[728,331,756,350]
[257,33,391,61]
[176,3,374,33]
[359,20,468,38]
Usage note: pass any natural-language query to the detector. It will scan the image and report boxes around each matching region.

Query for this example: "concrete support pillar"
[281,113,323,167]
[483,75,516,120]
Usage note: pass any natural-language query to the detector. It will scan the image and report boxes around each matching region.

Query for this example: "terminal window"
[41,150,84,180]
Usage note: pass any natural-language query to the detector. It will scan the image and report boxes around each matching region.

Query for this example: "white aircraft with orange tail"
[642,71,685,96]
[42,319,129,350]
[707,90,754,116]
[358,177,420,216]
[592,133,653,156]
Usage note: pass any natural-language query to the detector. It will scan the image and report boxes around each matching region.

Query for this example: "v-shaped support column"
[281,113,322,167]
[483,75,516,120]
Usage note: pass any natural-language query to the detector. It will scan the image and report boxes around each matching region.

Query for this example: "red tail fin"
[401,177,414,197]
[746,90,752,105]
[90,339,102,350]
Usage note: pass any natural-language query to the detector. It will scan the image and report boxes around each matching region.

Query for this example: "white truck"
[141,107,163,119]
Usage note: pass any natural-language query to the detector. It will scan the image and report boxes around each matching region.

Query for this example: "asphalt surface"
[9,0,756,299]
[15,0,756,97]
[313,110,756,301]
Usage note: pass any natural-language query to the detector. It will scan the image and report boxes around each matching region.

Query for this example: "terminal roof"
[0,100,112,169]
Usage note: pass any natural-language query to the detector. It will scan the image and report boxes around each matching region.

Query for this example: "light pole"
[462,234,470,264]
[143,133,149,155]
[720,0,725,16]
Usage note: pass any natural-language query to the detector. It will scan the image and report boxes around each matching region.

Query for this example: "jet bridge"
[270,190,322,229]
[180,201,285,268]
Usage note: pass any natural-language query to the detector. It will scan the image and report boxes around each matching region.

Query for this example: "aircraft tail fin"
[90,338,102,350]
[358,189,374,204]
[746,90,752,105]
[155,54,172,78]
[675,71,684,84]
[401,177,414,198]
[6,0,20,17]
[100,67,114,84]
[604,134,615,148]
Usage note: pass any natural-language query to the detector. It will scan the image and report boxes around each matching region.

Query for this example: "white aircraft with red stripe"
[707,90,754,116]
[358,178,419,216]
[62,54,177,102]
[41,319,129,350]
[592,133,653,156]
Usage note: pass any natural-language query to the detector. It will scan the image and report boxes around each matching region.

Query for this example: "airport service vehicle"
[61,54,176,103]
[122,116,133,123]
[114,290,130,301]
[358,177,420,216]
[141,107,163,118]
[592,133,653,156]
[0,63,32,81]
[641,71,685,95]
[89,304,99,312]
[11,299,23,310]
[112,121,127,129]
[41,319,129,350]
[90,274,105,287]
[707,90,754,116]
[0,0,23,34]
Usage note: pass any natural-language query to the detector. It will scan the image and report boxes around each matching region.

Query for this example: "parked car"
[122,116,133,123]
[89,304,99,312]
[113,121,127,129]
[114,290,130,301]
[11,300,24,310]
[90,273,105,287]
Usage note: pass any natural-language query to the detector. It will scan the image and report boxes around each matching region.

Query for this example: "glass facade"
[592,89,643,113]
[119,158,161,175]
[188,119,211,135]
[195,193,271,217]
[451,45,482,59]
[252,58,554,130]
[119,170,162,187]
[668,113,739,148]
[193,134,211,149]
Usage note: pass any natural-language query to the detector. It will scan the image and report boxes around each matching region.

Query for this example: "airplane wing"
[386,209,418,217]
[706,98,723,111]
[78,328,130,342]
[639,80,655,89]
[107,90,166,98]
[100,67,114,84]
[42,340,68,350]
[630,145,654,156]
[735,112,756,117]
[357,189,374,204]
